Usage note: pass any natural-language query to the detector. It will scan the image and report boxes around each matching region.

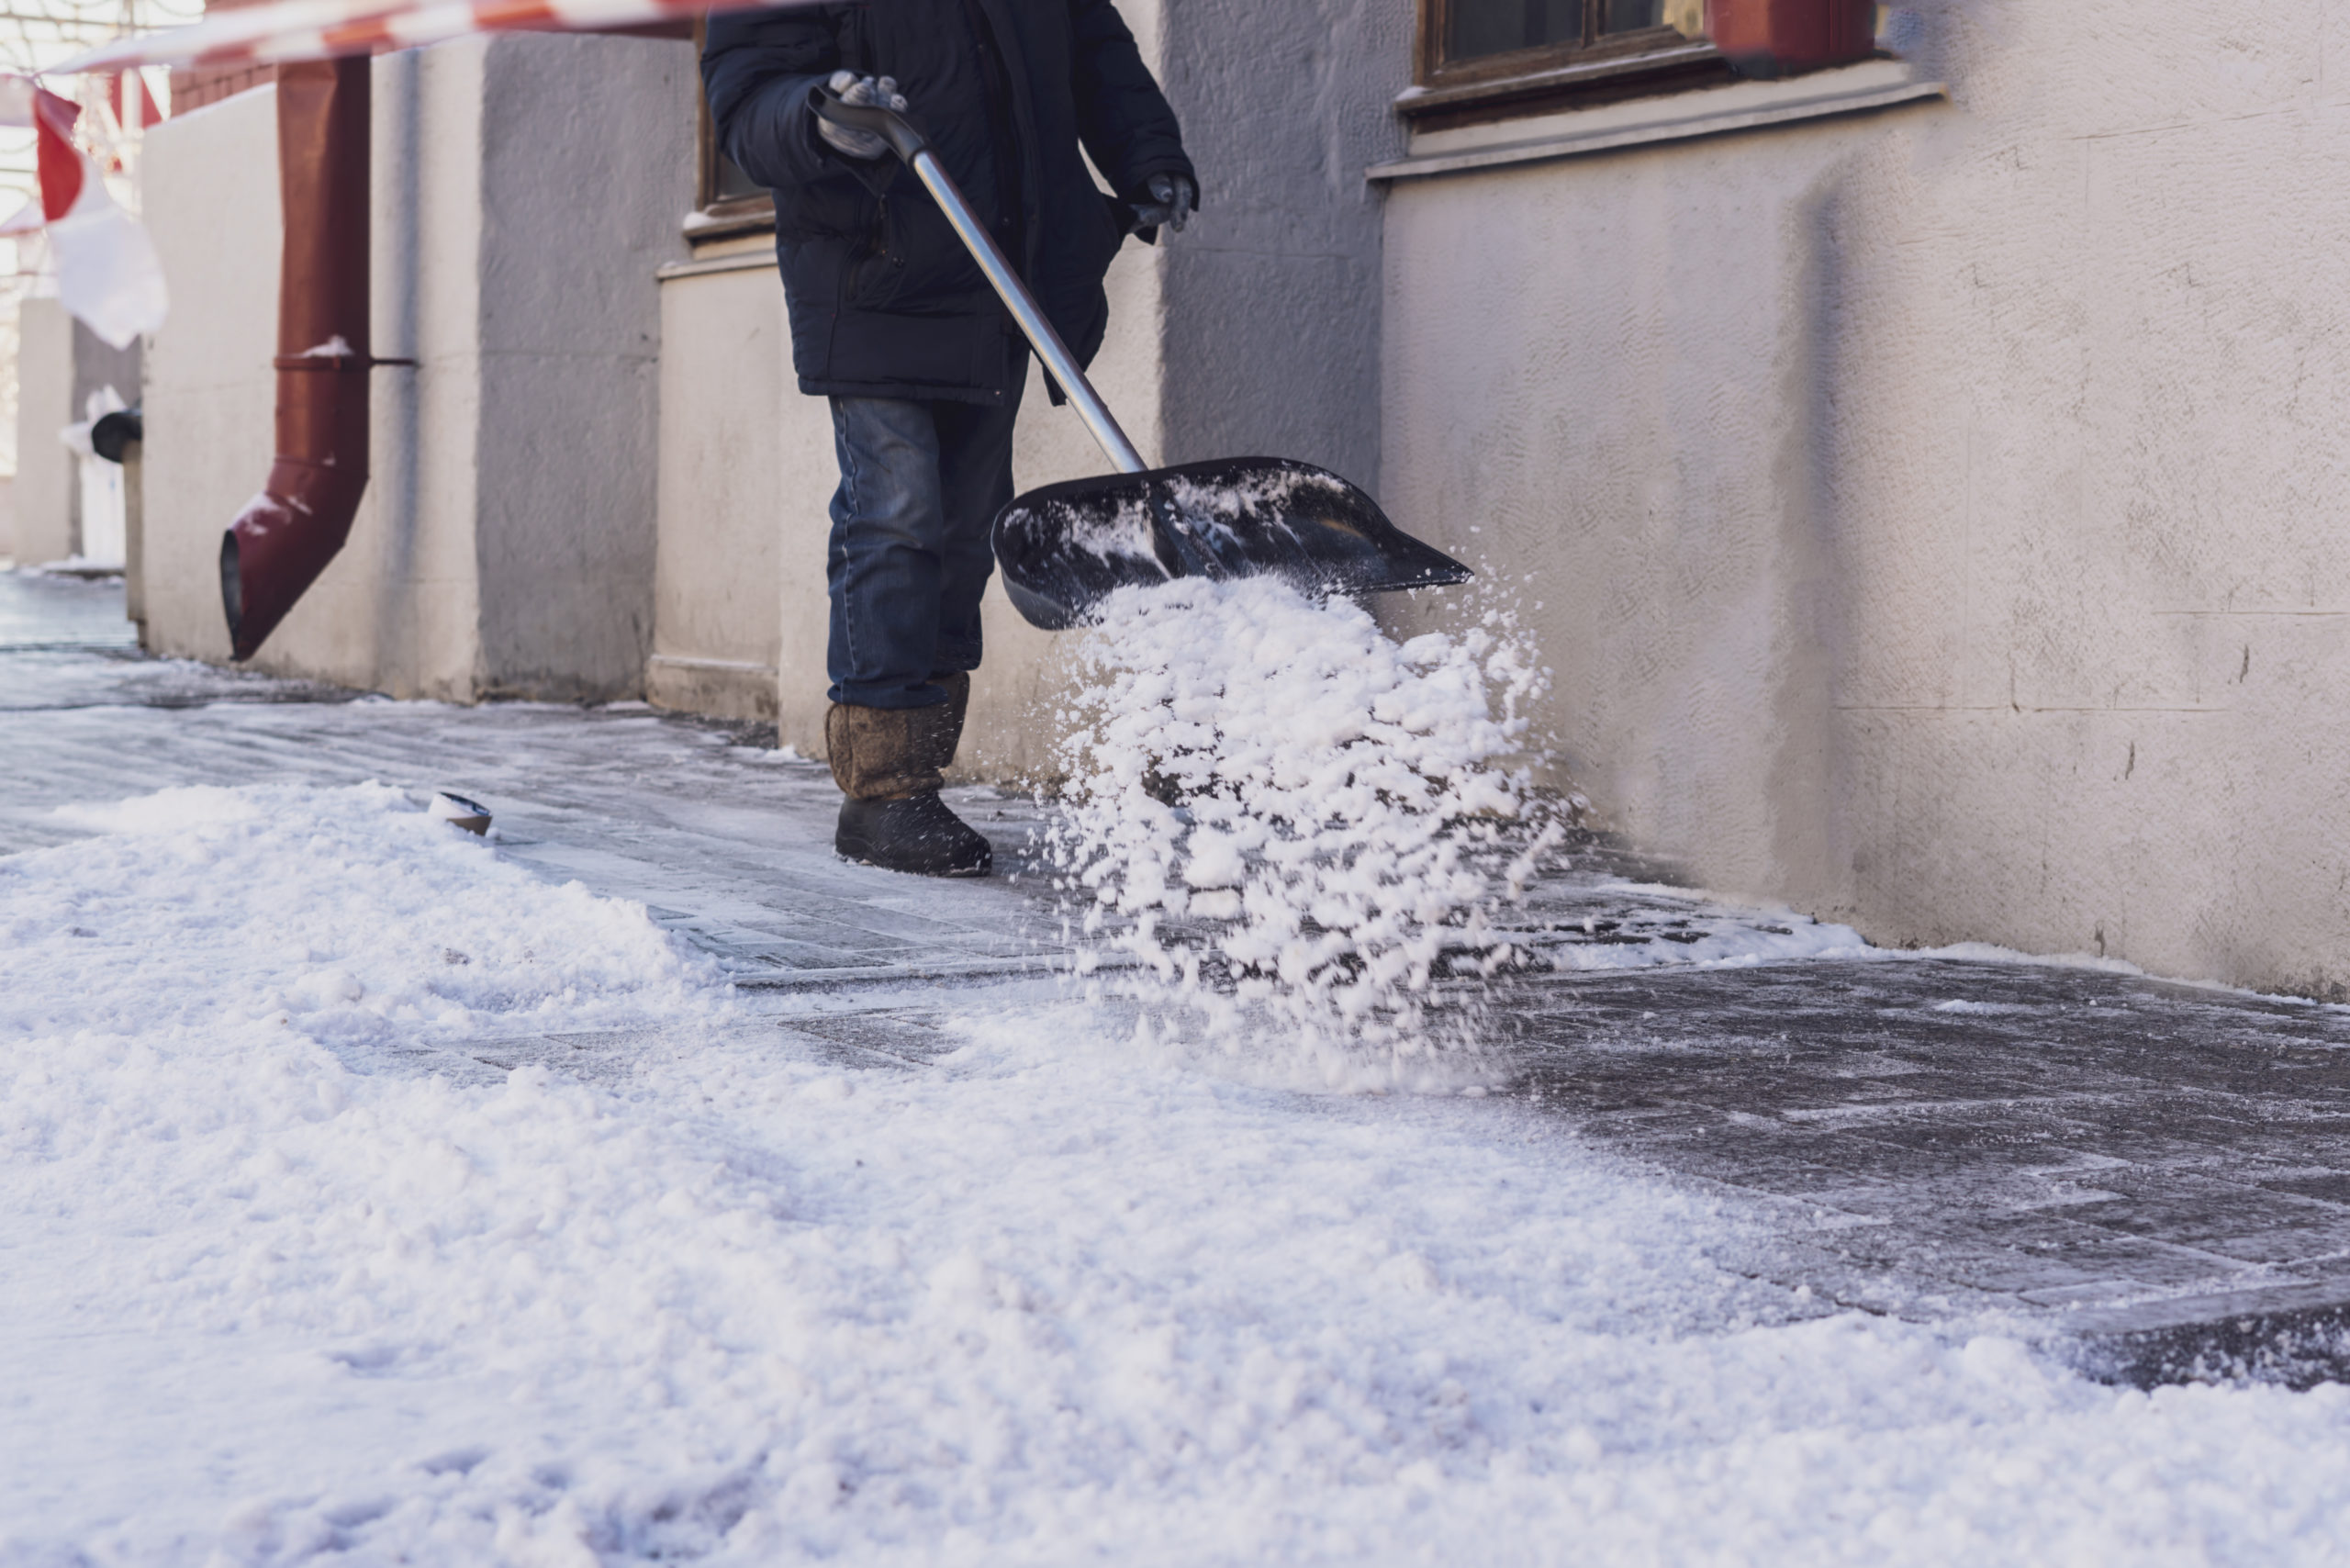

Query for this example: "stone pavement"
[1497,961,2350,1385]
[9,568,2350,1388]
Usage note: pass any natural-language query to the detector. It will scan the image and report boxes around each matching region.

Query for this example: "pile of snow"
[1046,578,1562,1075]
[7,782,722,1049]
[9,784,2350,1561]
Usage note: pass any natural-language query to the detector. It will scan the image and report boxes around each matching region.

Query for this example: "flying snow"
[1046,577,1564,1078]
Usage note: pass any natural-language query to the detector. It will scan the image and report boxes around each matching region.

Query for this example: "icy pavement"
[1495,956,2350,1385]
[12,570,2350,1562]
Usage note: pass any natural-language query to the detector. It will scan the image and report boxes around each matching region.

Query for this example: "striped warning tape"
[56,0,816,76]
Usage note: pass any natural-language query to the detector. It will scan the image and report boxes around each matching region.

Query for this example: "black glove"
[1129,173,1195,234]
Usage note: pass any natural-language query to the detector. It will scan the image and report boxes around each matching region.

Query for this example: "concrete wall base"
[646,654,778,723]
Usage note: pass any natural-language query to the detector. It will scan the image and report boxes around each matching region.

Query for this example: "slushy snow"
[10,788,2350,1560]
[1047,577,1561,1074]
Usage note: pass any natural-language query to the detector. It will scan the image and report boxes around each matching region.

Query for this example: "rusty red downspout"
[220,57,371,661]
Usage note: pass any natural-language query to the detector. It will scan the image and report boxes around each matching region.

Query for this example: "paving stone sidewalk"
[9,569,2350,1388]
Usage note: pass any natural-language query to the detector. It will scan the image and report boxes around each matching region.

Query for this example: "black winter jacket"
[702,1,1195,405]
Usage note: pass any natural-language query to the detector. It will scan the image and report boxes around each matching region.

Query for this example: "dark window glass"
[1446,0,1582,60]
[1603,0,1703,31]
[1438,0,1705,65]
[712,151,762,204]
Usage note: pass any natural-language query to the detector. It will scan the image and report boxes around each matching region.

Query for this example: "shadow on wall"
[373,47,424,688]
[1766,172,1859,923]
[1157,0,1409,493]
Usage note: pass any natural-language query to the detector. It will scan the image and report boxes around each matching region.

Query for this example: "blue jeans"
[825,380,1025,710]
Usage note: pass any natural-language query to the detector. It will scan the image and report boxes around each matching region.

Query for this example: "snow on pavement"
[8,784,2350,1563]
[13,783,725,1049]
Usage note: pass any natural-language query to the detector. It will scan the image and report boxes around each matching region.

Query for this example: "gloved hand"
[817,70,909,162]
[1129,173,1195,234]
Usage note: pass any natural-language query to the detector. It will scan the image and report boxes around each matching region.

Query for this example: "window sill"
[1369,58,1943,183]
[657,248,778,283]
[1398,39,1729,129]
[684,197,775,246]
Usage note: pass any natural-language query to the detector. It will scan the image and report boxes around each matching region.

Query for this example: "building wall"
[12,298,140,567]
[1381,3,2350,995]
[648,248,790,723]
[1158,0,1404,490]
[139,0,1396,779]
[12,297,76,566]
[465,36,693,700]
[141,35,694,693]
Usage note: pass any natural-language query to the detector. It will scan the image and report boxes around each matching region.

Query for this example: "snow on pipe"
[220,56,371,661]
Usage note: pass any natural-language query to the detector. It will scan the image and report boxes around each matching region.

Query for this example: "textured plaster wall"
[142,35,693,697]
[1157,0,1404,491]
[10,300,141,566]
[1383,1,2350,994]
[650,256,789,722]
[12,298,78,566]
[141,85,278,662]
[468,35,694,700]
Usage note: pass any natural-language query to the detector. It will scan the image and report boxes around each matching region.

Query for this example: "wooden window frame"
[1405,0,1736,129]
[688,17,776,245]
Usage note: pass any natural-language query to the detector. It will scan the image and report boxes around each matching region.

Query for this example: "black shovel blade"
[991,456,1473,631]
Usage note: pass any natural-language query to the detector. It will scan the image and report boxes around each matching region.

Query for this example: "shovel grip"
[810,84,930,164]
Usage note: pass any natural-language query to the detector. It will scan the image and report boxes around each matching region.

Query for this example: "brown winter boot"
[825,678,990,877]
[925,670,971,774]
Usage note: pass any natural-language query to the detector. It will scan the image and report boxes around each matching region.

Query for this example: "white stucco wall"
[649,251,790,722]
[1157,0,1404,490]
[12,297,77,567]
[142,85,276,663]
[1382,4,2350,995]
[10,299,140,569]
[141,34,694,696]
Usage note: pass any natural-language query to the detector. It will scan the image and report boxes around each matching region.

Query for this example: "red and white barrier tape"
[26,0,824,346]
[0,77,167,347]
[58,0,818,75]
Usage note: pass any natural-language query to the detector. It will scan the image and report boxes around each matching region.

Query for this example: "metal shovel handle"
[812,85,1148,476]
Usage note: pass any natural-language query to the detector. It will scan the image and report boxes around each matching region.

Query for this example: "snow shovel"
[812,87,1472,631]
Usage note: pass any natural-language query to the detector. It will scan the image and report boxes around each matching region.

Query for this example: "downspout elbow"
[221,57,371,662]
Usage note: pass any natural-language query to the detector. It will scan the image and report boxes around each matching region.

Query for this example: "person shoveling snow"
[703,10,1466,879]
[702,5,1198,879]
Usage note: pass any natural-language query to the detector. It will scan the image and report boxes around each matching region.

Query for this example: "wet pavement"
[8,567,2350,1388]
[1499,961,2350,1385]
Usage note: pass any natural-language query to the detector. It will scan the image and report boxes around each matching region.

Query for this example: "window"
[1410,0,1730,126]
[689,19,776,244]
[1443,0,1704,62]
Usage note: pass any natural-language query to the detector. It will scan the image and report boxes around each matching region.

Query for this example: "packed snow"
[1046,577,1563,1078]
[11,778,2350,1561]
